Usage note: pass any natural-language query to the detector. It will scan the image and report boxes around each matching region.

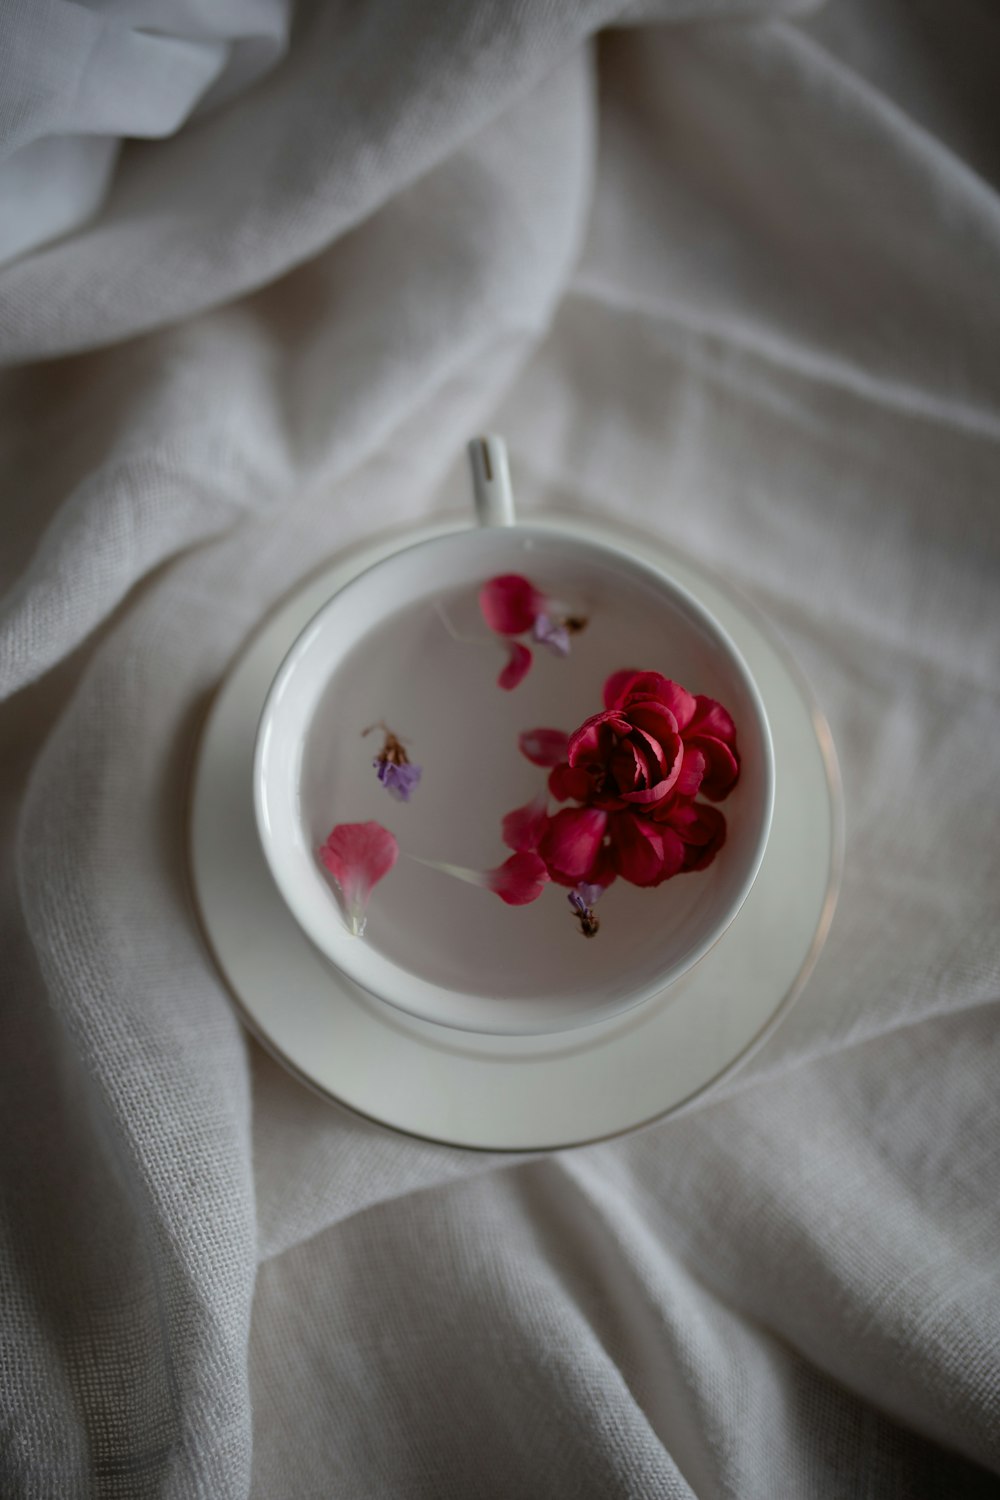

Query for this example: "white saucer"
[188,515,842,1151]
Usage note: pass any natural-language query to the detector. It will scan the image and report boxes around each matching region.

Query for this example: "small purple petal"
[575,882,605,907]
[567,891,588,916]
[533,611,571,657]
[374,760,422,802]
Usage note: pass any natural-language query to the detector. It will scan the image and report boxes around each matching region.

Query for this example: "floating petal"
[498,641,532,691]
[501,790,549,852]
[408,850,549,905]
[486,852,550,905]
[480,574,542,635]
[518,727,570,767]
[317,821,399,935]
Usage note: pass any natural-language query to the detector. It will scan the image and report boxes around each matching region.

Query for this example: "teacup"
[254,436,774,1035]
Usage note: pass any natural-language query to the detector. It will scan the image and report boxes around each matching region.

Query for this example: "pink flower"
[601,670,740,801]
[561,670,739,812]
[479,575,586,690]
[317,821,399,935]
[528,668,740,892]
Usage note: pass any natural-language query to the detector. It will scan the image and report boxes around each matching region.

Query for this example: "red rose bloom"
[563,670,739,810]
[517,669,741,895]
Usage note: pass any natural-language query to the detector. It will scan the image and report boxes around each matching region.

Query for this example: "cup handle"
[467,434,516,527]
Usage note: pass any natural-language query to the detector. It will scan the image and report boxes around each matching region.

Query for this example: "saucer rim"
[186,512,843,1151]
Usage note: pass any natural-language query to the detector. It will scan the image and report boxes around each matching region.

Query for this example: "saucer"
[188,515,842,1150]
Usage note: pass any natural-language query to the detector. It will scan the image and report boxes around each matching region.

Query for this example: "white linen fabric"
[2,1,999,1495]
[0,0,292,266]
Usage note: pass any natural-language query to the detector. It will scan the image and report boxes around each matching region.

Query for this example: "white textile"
[1,1,999,1496]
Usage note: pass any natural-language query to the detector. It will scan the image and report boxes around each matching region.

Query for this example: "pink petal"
[630,725,667,777]
[620,673,697,729]
[567,711,628,768]
[617,782,676,807]
[616,729,683,804]
[317,821,399,934]
[501,791,549,852]
[621,732,665,793]
[498,641,532,691]
[673,745,706,800]
[546,836,621,889]
[608,813,661,885]
[686,695,737,743]
[585,841,618,890]
[548,764,594,803]
[610,740,644,792]
[610,813,684,887]
[591,794,629,814]
[603,669,642,709]
[518,727,570,767]
[539,807,608,882]
[480,574,543,635]
[687,735,739,800]
[625,699,681,744]
[661,799,728,871]
[486,852,550,906]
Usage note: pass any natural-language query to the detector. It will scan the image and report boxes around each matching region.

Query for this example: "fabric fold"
[1,0,999,1494]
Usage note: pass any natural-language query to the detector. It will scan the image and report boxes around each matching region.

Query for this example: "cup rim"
[253,522,775,1034]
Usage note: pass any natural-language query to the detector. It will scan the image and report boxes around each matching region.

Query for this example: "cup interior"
[255,526,774,1034]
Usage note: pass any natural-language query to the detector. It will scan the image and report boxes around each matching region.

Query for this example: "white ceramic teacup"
[254,437,774,1035]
